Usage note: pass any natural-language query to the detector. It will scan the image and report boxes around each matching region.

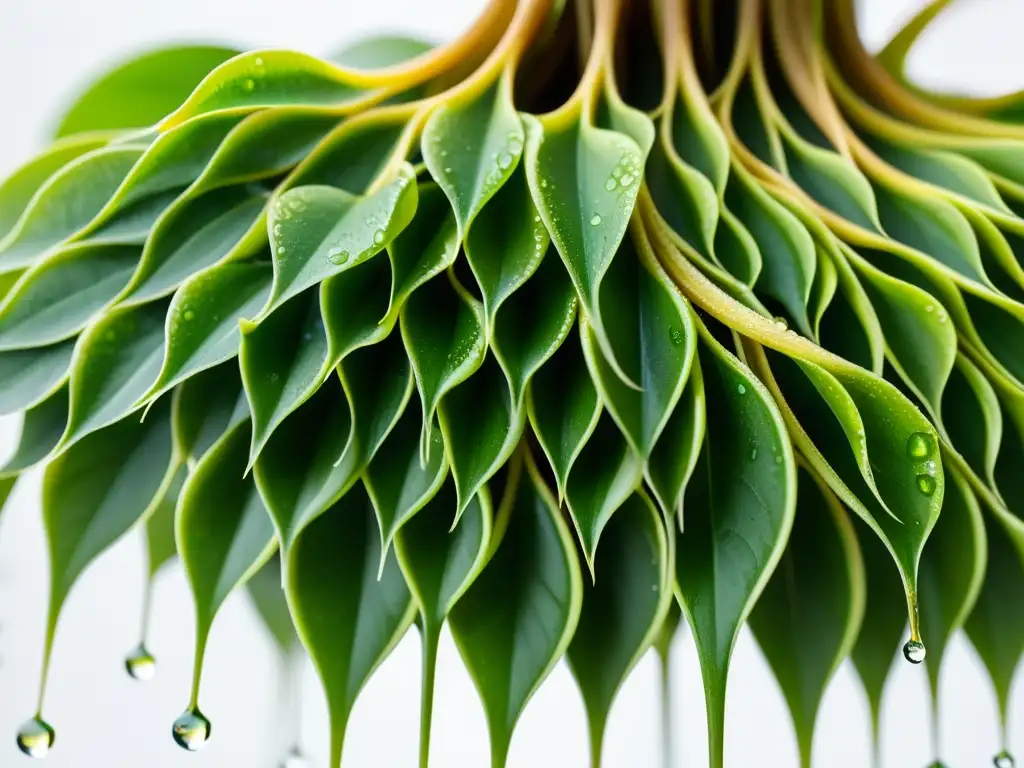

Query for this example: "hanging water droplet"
[907,432,935,460]
[16,717,55,758]
[903,640,927,664]
[327,247,349,265]
[916,474,937,496]
[172,708,211,752]
[994,751,1016,768]
[737,384,746,395]
[280,745,311,768]
[125,644,156,682]
[590,214,602,226]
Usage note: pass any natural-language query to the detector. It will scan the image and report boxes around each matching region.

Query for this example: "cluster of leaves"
[2,0,1023,766]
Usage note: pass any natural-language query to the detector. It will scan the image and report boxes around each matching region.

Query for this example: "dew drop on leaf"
[373,230,385,245]
[16,717,55,758]
[669,326,683,346]
[172,708,211,752]
[183,309,196,322]
[242,78,255,92]
[916,474,937,496]
[605,178,618,191]
[737,384,746,395]
[327,247,350,265]
[590,214,602,226]
[124,644,156,682]
[906,432,935,460]
[903,640,927,664]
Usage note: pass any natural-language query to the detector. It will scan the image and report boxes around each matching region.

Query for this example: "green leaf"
[567,490,671,762]
[401,271,486,460]
[528,329,601,499]
[582,234,695,461]
[490,244,577,406]
[438,355,522,517]
[917,467,986,710]
[647,358,706,521]
[674,327,796,768]
[941,354,1002,489]
[422,73,524,238]
[387,182,460,311]
[122,188,268,305]
[139,261,272,404]
[0,339,75,415]
[286,484,416,766]
[254,376,357,553]
[850,517,916,740]
[464,164,549,328]
[1,385,69,476]
[748,466,866,767]
[161,51,382,129]
[59,298,169,448]
[0,243,139,350]
[261,164,416,317]
[55,46,241,137]
[727,166,816,336]
[177,417,276,707]
[0,146,145,272]
[171,361,248,465]
[247,555,299,653]
[395,477,493,767]
[524,110,645,385]
[37,399,175,708]
[365,398,448,560]
[449,457,583,768]
[965,512,1024,740]
[145,465,186,578]
[0,134,112,241]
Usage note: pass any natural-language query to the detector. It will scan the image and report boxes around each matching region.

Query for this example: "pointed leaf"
[247,555,299,653]
[171,361,247,465]
[0,339,75,415]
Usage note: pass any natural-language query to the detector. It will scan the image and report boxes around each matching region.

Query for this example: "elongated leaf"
[748,466,865,767]
[171,361,247,465]
[60,298,168,448]
[647,358,706,521]
[525,110,645,384]
[177,417,276,709]
[387,182,459,311]
[261,164,416,317]
[449,458,583,768]
[145,466,186,579]
[286,485,416,766]
[1,385,69,476]
[0,339,75,415]
[395,478,493,767]
[567,490,671,762]
[247,555,299,653]
[423,73,524,238]
[37,400,175,709]
[140,262,272,404]
[675,329,796,768]
[55,46,241,137]
[0,243,139,350]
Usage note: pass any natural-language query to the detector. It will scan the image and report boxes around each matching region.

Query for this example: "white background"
[0,0,1022,766]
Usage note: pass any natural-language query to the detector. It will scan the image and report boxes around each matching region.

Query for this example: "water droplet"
[916,474,936,496]
[994,750,1016,768]
[270,373,280,382]
[327,247,350,265]
[172,708,211,752]
[924,304,935,313]
[773,316,788,330]
[373,229,385,245]
[125,644,156,682]
[750,447,758,460]
[669,327,683,346]
[281,745,312,768]
[497,153,513,170]
[242,78,255,92]
[619,173,635,186]
[16,717,55,758]
[254,56,265,68]
[737,384,747,395]
[906,432,935,460]
[612,166,624,179]
[183,309,196,322]
[775,455,783,464]
[590,214,602,226]
[605,178,618,191]
[903,640,927,664]
[540,179,548,189]
[444,166,452,174]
